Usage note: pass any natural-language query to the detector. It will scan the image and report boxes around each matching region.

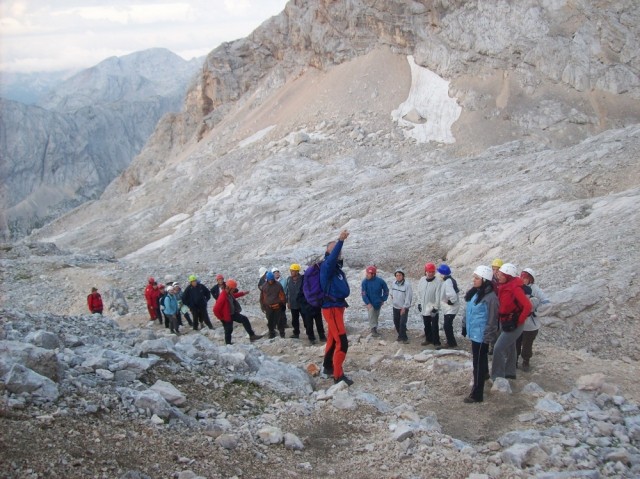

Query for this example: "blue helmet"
[266,272,275,281]
[437,264,451,276]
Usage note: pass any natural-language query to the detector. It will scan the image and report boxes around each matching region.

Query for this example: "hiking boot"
[522,361,530,372]
[268,331,276,339]
[290,333,300,339]
[401,338,409,344]
[463,396,482,404]
[421,340,432,346]
[505,374,517,380]
[249,334,264,342]
[322,367,334,377]
[334,375,354,386]
[309,339,317,345]
[371,328,380,337]
[319,336,327,343]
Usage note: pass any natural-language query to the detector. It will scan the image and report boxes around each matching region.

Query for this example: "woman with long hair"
[462,265,499,403]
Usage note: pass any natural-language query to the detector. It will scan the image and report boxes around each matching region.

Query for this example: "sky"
[0,0,290,73]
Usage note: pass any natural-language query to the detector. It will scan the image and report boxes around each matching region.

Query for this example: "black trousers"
[290,308,301,335]
[422,313,441,345]
[470,341,489,401]
[443,314,457,347]
[265,308,286,337]
[302,308,326,341]
[516,329,539,363]
[191,306,213,330]
[221,313,255,344]
[393,308,409,341]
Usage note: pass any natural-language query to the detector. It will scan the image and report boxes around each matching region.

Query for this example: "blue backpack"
[303,262,324,307]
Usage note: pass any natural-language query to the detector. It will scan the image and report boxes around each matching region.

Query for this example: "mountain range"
[0,48,203,239]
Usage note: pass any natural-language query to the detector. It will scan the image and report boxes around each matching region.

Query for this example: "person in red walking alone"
[87,287,104,315]
[144,277,161,323]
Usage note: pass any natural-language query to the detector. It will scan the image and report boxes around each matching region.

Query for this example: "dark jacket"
[320,240,350,308]
[361,276,389,309]
[182,282,211,310]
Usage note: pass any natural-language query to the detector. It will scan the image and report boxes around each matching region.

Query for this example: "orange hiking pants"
[322,306,349,379]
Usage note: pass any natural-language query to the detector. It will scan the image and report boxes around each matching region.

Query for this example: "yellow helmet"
[290,263,301,271]
[491,258,504,268]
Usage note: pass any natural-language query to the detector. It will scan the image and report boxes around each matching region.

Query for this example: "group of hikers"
[135,229,551,400]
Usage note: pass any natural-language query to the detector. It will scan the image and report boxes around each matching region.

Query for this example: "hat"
[424,262,436,273]
[437,264,451,276]
[188,275,197,282]
[216,274,224,280]
[91,286,98,292]
[521,268,536,283]
[266,272,275,281]
[158,283,165,289]
[394,268,405,276]
[167,286,175,293]
[473,265,493,282]
[366,265,377,275]
[290,263,301,271]
[271,267,280,273]
[259,267,267,277]
[226,279,238,289]
[172,282,180,287]
[491,258,504,268]
[148,277,155,284]
[499,263,518,277]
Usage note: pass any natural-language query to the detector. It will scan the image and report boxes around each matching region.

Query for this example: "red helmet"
[366,265,377,275]
[216,274,224,280]
[158,283,165,289]
[226,279,238,289]
[148,276,155,284]
[424,263,436,273]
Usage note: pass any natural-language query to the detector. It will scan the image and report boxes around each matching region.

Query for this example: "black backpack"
[450,277,459,294]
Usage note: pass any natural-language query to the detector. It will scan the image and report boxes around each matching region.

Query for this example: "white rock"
[491,377,512,393]
[257,426,283,445]
[284,432,304,450]
[150,379,186,405]
[95,368,114,380]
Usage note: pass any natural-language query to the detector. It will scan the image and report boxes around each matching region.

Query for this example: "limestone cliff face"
[168,0,639,151]
[0,49,202,239]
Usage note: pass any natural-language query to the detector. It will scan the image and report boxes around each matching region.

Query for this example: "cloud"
[0,0,289,73]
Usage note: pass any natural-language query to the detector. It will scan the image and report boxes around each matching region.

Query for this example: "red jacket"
[87,292,103,313]
[213,290,248,322]
[497,276,532,326]
[145,284,161,307]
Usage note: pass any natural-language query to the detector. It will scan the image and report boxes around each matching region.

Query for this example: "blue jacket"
[361,276,389,309]
[320,240,350,308]
[465,290,499,344]
[162,294,179,316]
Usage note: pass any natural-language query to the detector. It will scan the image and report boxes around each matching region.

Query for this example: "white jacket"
[390,280,413,309]
[523,283,551,331]
[417,276,441,315]
[439,277,460,315]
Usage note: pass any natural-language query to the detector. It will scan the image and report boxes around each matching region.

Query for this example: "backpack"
[302,262,324,307]
[450,277,459,294]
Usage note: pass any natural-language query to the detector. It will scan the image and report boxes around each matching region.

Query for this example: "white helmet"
[271,266,280,273]
[259,267,267,277]
[499,263,518,277]
[473,265,493,282]
[167,286,175,293]
[522,267,536,280]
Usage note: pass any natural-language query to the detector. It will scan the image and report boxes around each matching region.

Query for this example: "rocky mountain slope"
[0,48,202,239]
[3,0,640,477]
